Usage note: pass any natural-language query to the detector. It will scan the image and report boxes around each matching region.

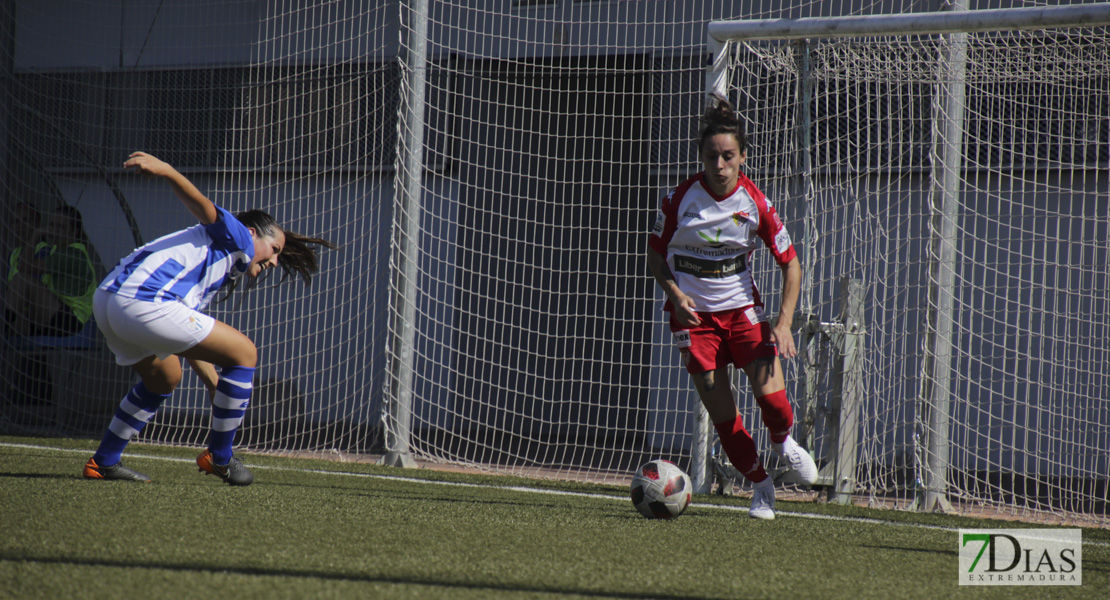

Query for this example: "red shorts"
[670,305,777,374]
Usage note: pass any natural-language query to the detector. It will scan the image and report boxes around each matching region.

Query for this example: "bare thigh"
[690,366,740,424]
[685,357,788,430]
[742,356,785,398]
[129,321,257,395]
[179,320,257,369]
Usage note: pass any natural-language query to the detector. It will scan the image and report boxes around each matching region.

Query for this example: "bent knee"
[242,345,258,368]
[194,324,259,368]
[222,342,258,369]
[138,363,183,394]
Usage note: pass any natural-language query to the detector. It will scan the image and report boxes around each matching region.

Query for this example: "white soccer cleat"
[777,435,818,486]
[749,479,775,520]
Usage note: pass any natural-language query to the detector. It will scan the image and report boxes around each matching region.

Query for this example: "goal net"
[709,7,1110,524]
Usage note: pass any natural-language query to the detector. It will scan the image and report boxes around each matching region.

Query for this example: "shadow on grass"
[0,551,718,600]
[858,544,957,559]
[0,472,77,481]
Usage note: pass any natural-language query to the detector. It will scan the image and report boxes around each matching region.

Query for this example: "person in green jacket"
[5,202,48,335]
[5,202,46,281]
[4,205,97,337]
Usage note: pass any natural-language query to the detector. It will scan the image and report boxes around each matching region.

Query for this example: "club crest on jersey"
[731,211,750,225]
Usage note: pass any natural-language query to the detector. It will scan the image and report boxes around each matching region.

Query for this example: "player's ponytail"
[217,209,335,302]
[699,94,747,154]
[277,229,335,286]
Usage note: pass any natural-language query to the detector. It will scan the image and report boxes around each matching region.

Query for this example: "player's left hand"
[123,151,173,178]
[771,322,797,359]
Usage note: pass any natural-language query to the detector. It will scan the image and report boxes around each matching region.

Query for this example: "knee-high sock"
[756,389,793,444]
[206,365,255,465]
[713,414,768,483]
[93,382,171,466]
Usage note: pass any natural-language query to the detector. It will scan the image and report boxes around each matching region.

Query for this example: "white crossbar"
[708,3,1110,42]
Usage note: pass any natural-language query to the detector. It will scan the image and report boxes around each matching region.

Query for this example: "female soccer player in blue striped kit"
[83,151,332,485]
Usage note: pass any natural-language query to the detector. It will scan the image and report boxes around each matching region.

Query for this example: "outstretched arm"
[124,151,218,225]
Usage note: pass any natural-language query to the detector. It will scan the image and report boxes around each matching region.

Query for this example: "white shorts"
[92,288,215,366]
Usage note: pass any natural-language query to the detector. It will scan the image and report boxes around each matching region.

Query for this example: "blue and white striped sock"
[206,365,255,465]
[93,382,170,466]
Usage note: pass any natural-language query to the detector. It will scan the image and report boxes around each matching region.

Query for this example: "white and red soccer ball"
[629,459,692,519]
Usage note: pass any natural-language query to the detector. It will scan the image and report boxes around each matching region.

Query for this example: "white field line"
[5,441,1107,548]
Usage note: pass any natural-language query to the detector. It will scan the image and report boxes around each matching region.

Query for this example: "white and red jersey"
[648,171,796,314]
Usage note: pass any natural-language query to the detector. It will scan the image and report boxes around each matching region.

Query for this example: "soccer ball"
[629,459,692,519]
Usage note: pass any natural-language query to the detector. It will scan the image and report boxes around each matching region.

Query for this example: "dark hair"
[53,205,88,242]
[222,209,336,298]
[699,95,747,155]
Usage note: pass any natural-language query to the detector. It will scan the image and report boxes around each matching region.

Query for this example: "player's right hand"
[673,294,702,327]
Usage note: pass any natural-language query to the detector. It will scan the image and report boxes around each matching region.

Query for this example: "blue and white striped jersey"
[100,207,254,311]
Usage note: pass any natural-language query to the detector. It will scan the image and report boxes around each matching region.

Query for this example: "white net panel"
[181,3,397,453]
[3,1,1106,525]
[379,1,941,478]
[1,1,395,452]
[723,27,1109,523]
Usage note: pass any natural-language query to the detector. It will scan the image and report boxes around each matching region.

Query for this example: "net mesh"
[1,1,397,451]
[724,28,1109,523]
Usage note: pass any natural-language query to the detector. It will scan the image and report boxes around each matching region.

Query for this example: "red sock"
[713,414,768,483]
[756,389,793,444]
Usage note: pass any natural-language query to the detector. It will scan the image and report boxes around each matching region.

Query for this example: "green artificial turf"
[1,436,1107,599]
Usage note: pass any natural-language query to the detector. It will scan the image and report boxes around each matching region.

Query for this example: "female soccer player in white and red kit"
[647,97,817,520]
